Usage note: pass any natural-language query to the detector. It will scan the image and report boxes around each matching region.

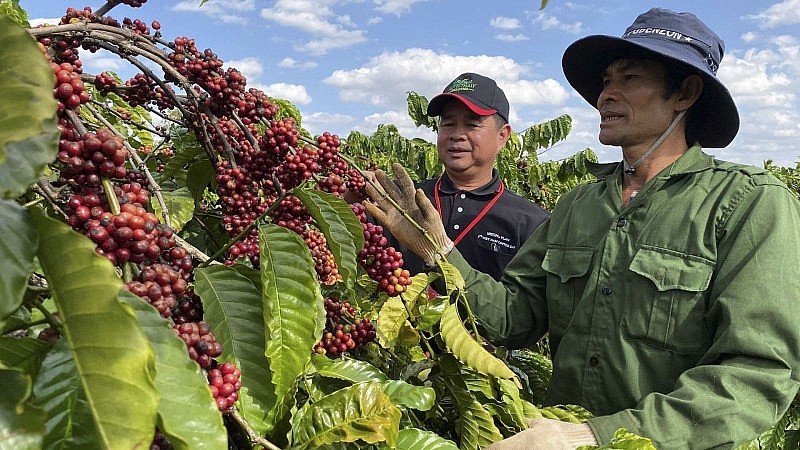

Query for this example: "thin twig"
[34,180,69,219]
[230,410,281,450]
[90,99,167,137]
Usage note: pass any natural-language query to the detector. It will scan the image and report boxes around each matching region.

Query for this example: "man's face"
[436,100,509,180]
[596,58,679,149]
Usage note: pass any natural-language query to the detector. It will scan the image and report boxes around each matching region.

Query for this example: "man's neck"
[446,170,494,191]
[621,135,688,187]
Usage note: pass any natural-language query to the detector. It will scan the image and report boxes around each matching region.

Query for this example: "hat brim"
[427,93,498,118]
[562,35,739,148]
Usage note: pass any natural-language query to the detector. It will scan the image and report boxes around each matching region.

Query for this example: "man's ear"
[498,123,512,147]
[676,74,703,112]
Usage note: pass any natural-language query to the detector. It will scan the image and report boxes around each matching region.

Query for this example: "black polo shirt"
[388,169,549,280]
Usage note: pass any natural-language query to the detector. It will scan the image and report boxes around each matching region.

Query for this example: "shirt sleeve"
[589,183,800,448]
[448,217,551,349]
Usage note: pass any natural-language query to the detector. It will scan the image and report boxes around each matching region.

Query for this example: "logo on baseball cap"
[427,73,509,122]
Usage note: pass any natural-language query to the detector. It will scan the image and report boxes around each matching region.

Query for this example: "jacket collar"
[438,169,502,195]
[586,144,715,180]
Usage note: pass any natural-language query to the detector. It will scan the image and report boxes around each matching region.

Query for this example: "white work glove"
[364,163,453,266]
[486,418,598,450]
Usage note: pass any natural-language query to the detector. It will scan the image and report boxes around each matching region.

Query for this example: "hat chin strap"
[623,110,687,175]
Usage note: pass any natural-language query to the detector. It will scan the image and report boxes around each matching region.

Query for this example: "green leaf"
[406,92,436,131]
[153,187,195,232]
[0,15,59,198]
[416,295,447,332]
[119,291,227,450]
[436,259,464,296]
[311,353,388,383]
[259,223,324,430]
[32,212,158,449]
[33,339,103,449]
[161,128,203,179]
[380,380,435,411]
[385,428,458,450]
[0,200,37,321]
[439,302,516,380]
[270,97,303,127]
[439,354,503,448]
[186,159,215,202]
[0,337,49,379]
[491,378,528,430]
[0,0,29,27]
[291,188,363,290]
[291,382,401,449]
[576,428,657,450]
[376,296,409,349]
[194,264,277,436]
[0,366,43,450]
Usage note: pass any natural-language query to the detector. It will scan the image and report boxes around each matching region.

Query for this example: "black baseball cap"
[562,8,739,148]
[427,73,509,123]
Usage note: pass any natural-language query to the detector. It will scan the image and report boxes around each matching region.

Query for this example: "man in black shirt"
[395,73,549,279]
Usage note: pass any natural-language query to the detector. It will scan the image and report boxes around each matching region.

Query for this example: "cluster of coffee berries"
[51,61,89,112]
[122,17,150,34]
[314,297,376,357]
[125,264,187,318]
[93,72,117,94]
[207,362,242,412]
[57,129,128,187]
[173,321,223,369]
[350,203,412,296]
[303,228,341,285]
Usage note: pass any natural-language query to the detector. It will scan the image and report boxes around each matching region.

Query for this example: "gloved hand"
[485,418,598,450]
[364,163,453,266]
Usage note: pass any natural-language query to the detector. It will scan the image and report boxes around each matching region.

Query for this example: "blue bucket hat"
[562,8,739,148]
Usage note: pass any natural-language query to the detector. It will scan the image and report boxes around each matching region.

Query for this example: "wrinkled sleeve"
[589,184,800,449]
[448,217,551,349]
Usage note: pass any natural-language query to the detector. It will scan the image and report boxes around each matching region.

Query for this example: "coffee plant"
[0,1,796,449]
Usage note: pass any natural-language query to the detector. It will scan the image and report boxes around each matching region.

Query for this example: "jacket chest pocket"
[623,245,714,354]
[542,246,594,327]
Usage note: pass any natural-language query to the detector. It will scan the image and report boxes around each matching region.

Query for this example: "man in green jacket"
[366,8,800,449]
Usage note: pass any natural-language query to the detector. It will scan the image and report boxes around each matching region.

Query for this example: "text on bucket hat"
[427,73,509,123]
[561,8,739,148]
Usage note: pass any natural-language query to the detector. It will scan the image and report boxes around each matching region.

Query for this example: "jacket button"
[616,218,627,227]
[601,286,612,295]
[589,355,600,366]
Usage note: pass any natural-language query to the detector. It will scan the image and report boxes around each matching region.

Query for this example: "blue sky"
[21,0,800,166]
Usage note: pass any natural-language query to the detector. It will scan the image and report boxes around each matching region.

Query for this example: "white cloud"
[301,111,356,136]
[746,0,800,28]
[721,50,797,109]
[373,0,426,16]
[741,31,759,43]
[360,110,436,139]
[490,17,522,30]
[262,83,312,105]
[531,11,584,35]
[322,48,571,136]
[505,79,571,106]
[495,33,529,42]
[261,0,367,55]
[225,57,264,83]
[367,16,384,25]
[172,0,256,25]
[278,57,319,70]
[77,48,127,74]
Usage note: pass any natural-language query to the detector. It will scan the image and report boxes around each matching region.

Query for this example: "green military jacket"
[449,146,800,449]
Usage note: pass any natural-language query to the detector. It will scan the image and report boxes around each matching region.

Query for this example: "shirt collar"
[438,169,502,195]
[586,144,715,180]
